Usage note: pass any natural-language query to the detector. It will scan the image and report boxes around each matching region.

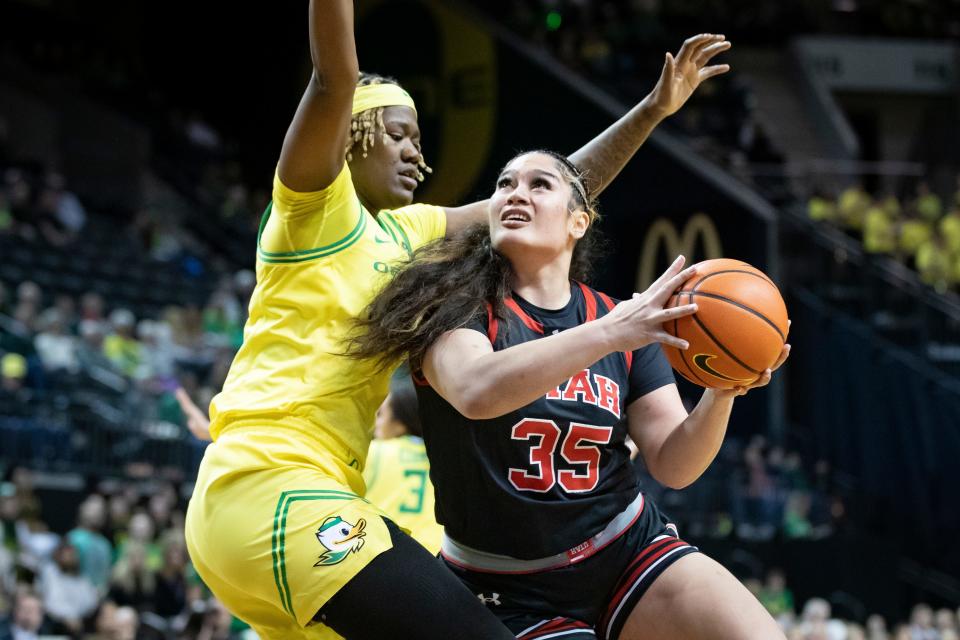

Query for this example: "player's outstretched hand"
[646,34,731,119]
[602,255,699,353]
[175,387,213,442]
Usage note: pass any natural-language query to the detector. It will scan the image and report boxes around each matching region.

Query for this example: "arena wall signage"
[796,36,957,94]
[636,213,723,290]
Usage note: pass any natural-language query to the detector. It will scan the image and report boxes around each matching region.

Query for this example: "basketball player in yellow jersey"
[183,0,732,637]
[364,378,443,554]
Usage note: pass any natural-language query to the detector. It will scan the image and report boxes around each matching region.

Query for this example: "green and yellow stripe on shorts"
[271,489,365,620]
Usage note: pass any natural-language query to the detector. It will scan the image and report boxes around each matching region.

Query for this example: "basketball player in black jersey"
[352,150,790,639]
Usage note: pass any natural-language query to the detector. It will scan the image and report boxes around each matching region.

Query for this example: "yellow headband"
[352,84,417,116]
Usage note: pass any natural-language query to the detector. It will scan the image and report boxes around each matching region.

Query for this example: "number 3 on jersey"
[508,419,613,493]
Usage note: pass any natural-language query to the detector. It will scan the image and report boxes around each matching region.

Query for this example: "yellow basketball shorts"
[185,425,393,639]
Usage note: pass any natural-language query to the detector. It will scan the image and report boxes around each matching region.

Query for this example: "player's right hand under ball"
[726,328,791,397]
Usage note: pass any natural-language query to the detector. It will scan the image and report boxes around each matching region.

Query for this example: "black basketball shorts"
[441,495,698,639]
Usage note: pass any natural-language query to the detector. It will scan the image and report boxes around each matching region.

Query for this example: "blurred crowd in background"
[0,467,956,640]
[0,470,254,639]
[808,178,960,293]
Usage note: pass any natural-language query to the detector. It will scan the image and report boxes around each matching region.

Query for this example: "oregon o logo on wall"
[357,0,497,206]
[636,213,722,290]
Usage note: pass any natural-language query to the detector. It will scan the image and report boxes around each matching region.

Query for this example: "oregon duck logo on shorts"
[314,516,367,566]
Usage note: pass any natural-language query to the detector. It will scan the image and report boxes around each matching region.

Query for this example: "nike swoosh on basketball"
[692,353,754,382]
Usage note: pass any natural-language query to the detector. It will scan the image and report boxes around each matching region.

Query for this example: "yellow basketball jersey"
[208,166,445,470]
[363,436,443,553]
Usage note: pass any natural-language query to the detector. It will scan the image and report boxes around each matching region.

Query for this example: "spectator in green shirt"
[808,192,836,223]
[102,309,142,378]
[863,203,896,254]
[758,568,795,619]
[916,234,953,291]
[838,183,870,230]
[880,192,901,218]
[898,212,933,259]
[940,206,960,256]
[783,492,813,538]
[914,181,943,223]
[114,512,162,572]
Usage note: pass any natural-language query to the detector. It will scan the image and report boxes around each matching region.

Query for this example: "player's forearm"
[443,201,490,238]
[309,0,359,90]
[568,96,667,197]
[278,0,357,191]
[647,389,736,489]
[447,323,616,420]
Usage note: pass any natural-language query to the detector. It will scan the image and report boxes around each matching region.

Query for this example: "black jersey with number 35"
[414,281,676,559]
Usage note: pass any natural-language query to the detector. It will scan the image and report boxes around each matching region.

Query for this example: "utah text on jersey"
[545,368,621,419]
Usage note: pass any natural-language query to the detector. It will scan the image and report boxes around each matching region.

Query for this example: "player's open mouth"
[500,208,531,227]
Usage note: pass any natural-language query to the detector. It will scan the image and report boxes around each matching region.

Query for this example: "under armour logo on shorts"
[477,592,501,606]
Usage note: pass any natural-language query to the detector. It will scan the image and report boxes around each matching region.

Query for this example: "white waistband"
[440,491,645,574]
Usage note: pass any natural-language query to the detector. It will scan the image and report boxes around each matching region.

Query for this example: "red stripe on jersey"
[577,281,598,322]
[505,298,544,334]
[596,289,616,312]
[588,286,633,374]
[485,302,499,343]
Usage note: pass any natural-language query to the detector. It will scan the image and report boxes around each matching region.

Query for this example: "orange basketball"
[662,258,789,389]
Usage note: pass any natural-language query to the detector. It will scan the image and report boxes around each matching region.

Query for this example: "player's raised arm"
[442,34,730,237]
[568,33,730,195]
[277,0,359,193]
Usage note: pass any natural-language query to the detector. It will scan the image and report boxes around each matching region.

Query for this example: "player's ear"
[570,208,589,240]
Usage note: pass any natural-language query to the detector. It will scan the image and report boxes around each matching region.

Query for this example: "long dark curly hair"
[349,150,604,372]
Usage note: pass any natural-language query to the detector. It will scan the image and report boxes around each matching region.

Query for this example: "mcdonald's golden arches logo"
[636,213,723,289]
